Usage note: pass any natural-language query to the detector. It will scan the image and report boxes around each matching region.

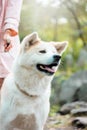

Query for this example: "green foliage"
[49,105,60,117]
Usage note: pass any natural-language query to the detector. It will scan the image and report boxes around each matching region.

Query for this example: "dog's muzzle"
[36,55,61,75]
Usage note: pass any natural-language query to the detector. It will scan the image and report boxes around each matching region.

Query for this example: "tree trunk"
[63,0,86,47]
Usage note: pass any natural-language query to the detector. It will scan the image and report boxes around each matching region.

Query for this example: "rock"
[58,101,87,115]
[71,108,87,116]
[58,101,87,129]
[72,117,87,129]
[77,83,87,102]
[59,71,87,105]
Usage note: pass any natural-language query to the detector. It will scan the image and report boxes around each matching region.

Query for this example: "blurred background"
[19,0,87,111]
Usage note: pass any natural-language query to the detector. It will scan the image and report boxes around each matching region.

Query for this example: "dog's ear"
[21,32,40,51]
[54,41,68,54]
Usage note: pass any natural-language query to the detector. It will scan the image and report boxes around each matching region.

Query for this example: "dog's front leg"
[35,126,44,130]
[35,101,50,130]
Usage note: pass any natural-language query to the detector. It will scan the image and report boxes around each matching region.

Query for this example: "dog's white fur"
[0,32,68,130]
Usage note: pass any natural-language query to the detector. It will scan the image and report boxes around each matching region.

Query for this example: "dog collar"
[15,82,38,98]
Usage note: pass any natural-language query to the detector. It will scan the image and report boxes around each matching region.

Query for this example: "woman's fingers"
[4,43,13,52]
[3,31,13,52]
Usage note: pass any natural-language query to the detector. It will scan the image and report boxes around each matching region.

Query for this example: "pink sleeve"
[4,0,23,32]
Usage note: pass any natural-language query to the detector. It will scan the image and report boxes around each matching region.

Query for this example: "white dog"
[0,32,68,130]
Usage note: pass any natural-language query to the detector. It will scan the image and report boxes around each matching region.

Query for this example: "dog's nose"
[53,55,61,62]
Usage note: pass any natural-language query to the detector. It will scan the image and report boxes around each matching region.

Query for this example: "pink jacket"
[0,0,23,78]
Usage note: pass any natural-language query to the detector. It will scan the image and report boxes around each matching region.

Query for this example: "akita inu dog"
[0,32,68,130]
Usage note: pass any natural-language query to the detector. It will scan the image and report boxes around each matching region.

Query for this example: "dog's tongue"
[45,66,55,73]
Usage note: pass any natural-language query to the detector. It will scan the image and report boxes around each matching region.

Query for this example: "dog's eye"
[39,50,46,53]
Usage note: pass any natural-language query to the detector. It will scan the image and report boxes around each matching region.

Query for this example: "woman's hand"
[3,30,13,52]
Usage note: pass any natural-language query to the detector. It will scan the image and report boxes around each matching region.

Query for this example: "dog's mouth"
[36,63,58,75]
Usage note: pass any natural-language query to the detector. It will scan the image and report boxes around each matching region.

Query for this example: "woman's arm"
[3,0,23,51]
[4,0,23,33]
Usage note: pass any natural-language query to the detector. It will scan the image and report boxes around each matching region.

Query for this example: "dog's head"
[19,32,68,76]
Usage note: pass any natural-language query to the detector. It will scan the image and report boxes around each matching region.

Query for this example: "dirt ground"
[44,114,87,130]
